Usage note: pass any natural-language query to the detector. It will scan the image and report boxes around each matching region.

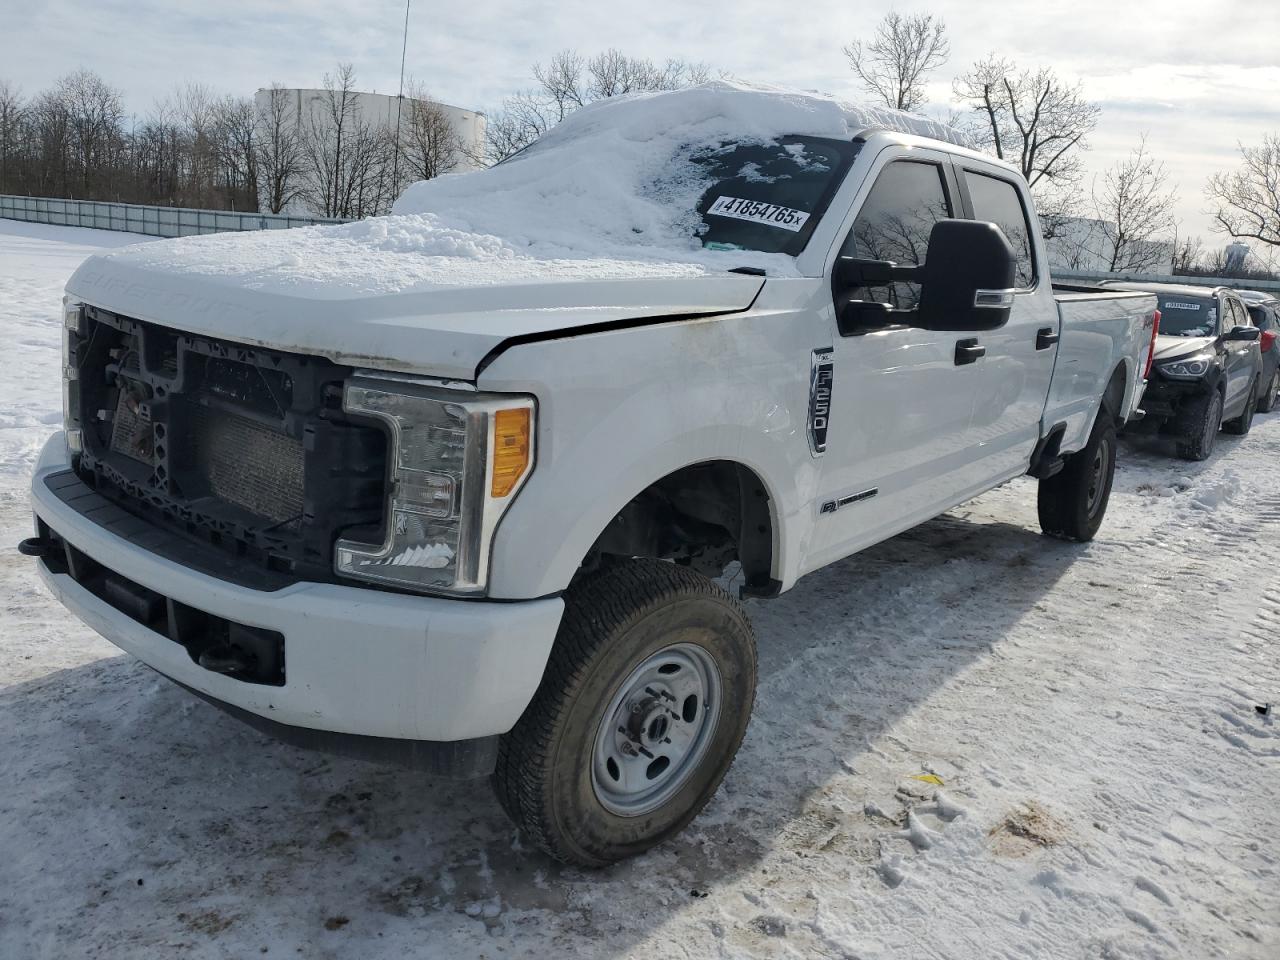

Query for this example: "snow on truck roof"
[92,82,978,299]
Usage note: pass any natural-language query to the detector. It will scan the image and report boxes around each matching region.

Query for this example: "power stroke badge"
[808,348,834,457]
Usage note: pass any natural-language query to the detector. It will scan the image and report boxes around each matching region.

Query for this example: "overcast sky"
[8,0,1279,245]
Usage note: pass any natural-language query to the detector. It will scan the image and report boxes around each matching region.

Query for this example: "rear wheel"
[1038,414,1117,542]
[492,559,757,867]
[1257,370,1280,414]
[1175,390,1222,461]
[1223,377,1257,436]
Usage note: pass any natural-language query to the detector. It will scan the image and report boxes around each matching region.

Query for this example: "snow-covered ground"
[1,220,1276,959]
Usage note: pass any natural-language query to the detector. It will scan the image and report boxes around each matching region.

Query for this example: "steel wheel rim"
[591,642,723,817]
[1086,433,1112,519]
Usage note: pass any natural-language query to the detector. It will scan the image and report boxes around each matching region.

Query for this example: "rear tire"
[491,559,757,867]
[1257,370,1279,414]
[1223,377,1257,435]
[1175,390,1222,461]
[1038,414,1117,542]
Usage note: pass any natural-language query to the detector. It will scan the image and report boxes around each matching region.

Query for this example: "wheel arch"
[581,458,781,598]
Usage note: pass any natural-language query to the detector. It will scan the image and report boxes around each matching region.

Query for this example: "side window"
[964,170,1035,288]
[840,160,952,310]
[1226,299,1246,331]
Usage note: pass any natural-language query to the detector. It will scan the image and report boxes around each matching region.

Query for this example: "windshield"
[1156,295,1218,337]
[690,137,861,255]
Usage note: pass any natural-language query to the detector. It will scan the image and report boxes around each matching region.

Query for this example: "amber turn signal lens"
[491,407,532,498]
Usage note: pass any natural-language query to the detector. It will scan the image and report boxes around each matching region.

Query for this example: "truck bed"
[1045,285,1159,454]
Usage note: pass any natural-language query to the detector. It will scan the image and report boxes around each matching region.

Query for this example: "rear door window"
[839,160,953,310]
[963,171,1036,288]
[1248,305,1278,331]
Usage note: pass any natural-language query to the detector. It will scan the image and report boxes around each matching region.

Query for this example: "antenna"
[391,0,411,197]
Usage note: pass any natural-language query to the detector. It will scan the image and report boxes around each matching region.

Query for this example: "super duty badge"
[808,348,834,457]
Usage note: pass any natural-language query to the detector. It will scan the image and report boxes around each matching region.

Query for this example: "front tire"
[1223,377,1257,435]
[1038,414,1117,542]
[492,559,757,867]
[1175,390,1222,461]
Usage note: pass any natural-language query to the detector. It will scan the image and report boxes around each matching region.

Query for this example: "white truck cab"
[25,83,1157,866]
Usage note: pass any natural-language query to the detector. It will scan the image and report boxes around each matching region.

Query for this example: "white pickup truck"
[24,83,1158,866]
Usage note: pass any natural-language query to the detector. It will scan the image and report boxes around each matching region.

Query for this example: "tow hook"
[18,536,57,558]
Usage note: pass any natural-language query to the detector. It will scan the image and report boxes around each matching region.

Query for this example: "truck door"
[806,152,987,570]
[953,166,1058,478]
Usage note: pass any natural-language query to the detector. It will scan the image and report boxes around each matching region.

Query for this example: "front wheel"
[1223,377,1258,435]
[1175,390,1222,461]
[1256,369,1279,414]
[1037,415,1117,542]
[491,559,757,867]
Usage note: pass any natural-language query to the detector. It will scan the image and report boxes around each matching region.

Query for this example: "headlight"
[334,376,535,595]
[1158,355,1211,379]
[62,298,84,454]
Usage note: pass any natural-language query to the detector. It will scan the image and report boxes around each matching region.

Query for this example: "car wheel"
[1175,390,1223,461]
[1038,413,1117,542]
[1256,369,1279,414]
[491,559,757,867]
[1224,377,1257,436]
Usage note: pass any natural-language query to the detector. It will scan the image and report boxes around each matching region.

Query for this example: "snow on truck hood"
[67,80,971,378]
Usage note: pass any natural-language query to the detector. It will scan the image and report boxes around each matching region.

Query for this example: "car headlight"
[1158,355,1211,379]
[62,298,84,455]
[334,376,535,595]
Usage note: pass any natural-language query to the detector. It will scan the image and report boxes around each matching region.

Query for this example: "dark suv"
[1107,282,1262,459]
[1237,290,1280,413]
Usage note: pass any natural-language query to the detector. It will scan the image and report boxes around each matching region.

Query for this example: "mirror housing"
[914,220,1018,331]
[1225,324,1261,342]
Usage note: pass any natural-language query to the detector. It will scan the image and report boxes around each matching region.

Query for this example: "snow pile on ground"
[79,81,970,299]
[2,223,1276,959]
[0,221,151,481]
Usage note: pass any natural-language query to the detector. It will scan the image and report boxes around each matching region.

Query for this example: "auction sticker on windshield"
[708,196,809,232]
[1165,301,1202,310]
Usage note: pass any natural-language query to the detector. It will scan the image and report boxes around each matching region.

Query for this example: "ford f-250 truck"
[22,83,1159,866]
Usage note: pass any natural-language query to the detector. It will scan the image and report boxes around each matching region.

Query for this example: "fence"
[1055,267,1280,293]
[0,195,347,238]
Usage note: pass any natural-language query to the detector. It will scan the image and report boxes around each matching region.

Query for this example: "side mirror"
[915,220,1017,331]
[1225,325,1261,342]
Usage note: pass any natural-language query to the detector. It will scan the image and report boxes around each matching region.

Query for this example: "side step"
[1027,423,1068,480]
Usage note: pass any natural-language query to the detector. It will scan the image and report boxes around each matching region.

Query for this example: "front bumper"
[28,433,563,765]
[1134,373,1208,420]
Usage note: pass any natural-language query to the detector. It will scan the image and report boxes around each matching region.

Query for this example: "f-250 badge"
[808,348,834,456]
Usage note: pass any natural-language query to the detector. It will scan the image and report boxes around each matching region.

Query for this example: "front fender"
[477,311,824,599]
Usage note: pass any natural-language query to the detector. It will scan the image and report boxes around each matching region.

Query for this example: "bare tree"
[586,50,709,98]
[397,84,463,183]
[59,70,126,197]
[256,84,304,214]
[1205,135,1280,249]
[482,48,712,164]
[213,96,258,210]
[302,64,396,218]
[842,13,949,112]
[0,81,26,193]
[953,56,1100,232]
[1091,137,1177,272]
[1172,234,1205,275]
